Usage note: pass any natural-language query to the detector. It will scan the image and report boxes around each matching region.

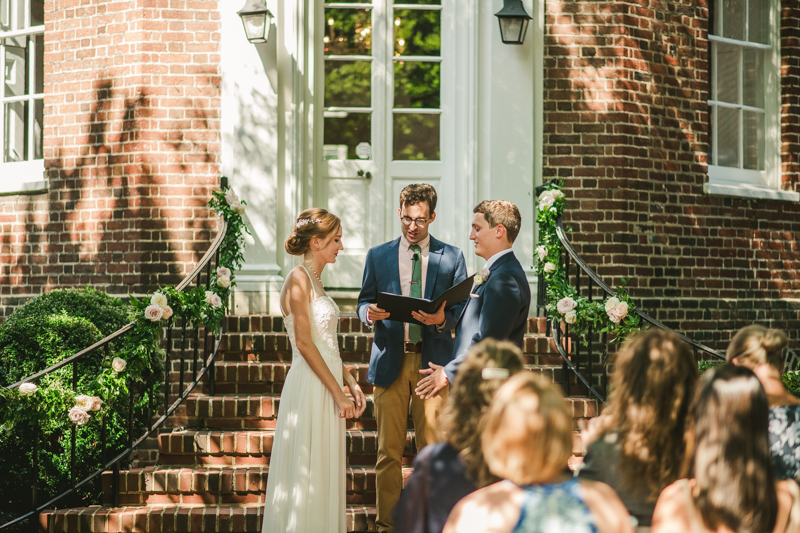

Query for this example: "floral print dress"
[769,404,800,480]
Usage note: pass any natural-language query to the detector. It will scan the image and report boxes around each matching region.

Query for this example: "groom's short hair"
[474,200,521,244]
[399,183,437,214]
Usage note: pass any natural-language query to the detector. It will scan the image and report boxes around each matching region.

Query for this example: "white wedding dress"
[261,266,346,533]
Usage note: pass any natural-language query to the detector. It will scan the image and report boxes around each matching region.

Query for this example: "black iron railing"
[544,217,725,404]
[1,178,230,531]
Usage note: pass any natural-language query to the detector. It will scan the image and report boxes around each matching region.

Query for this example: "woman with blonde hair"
[393,339,525,533]
[726,325,800,480]
[261,208,367,533]
[651,364,800,533]
[444,373,633,533]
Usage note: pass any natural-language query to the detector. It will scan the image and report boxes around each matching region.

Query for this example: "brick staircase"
[39,315,597,533]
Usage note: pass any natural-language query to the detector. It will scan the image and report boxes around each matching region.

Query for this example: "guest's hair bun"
[284,208,341,256]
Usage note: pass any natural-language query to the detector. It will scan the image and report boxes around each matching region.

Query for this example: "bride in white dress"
[261,208,367,533]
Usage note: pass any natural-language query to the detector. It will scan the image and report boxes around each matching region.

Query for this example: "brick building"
[1,0,799,353]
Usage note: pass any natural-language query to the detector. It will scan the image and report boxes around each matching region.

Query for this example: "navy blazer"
[357,236,468,387]
[444,251,531,384]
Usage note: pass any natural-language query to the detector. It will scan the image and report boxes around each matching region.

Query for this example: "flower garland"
[3,185,249,427]
[535,180,645,344]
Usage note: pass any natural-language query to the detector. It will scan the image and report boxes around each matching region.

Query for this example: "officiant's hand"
[412,301,446,327]
[367,304,390,322]
[416,362,449,400]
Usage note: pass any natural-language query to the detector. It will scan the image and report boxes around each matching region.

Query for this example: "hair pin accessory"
[481,367,510,380]
[296,218,322,227]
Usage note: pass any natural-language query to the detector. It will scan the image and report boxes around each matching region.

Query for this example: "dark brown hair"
[399,183,437,213]
[726,325,788,371]
[601,329,698,501]
[691,364,778,533]
[473,200,521,243]
[284,208,341,256]
[441,339,525,487]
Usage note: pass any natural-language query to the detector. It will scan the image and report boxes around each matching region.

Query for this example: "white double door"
[314,0,473,288]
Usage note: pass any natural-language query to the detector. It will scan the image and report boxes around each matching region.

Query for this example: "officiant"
[357,183,468,533]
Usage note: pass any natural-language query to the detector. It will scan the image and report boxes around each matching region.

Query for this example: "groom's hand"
[415,362,449,400]
[411,301,446,327]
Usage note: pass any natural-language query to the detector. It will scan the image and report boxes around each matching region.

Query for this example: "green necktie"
[409,244,422,344]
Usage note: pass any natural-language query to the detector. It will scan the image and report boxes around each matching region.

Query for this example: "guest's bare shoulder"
[651,480,695,533]
[578,479,634,533]
[443,480,523,533]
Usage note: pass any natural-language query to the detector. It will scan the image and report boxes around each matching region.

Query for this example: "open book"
[376,274,476,326]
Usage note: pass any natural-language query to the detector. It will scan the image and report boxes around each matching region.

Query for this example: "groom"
[415,200,531,399]
[357,183,467,533]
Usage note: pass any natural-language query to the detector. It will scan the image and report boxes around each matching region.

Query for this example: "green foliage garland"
[535,180,646,345]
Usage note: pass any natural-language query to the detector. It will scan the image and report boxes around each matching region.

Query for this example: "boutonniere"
[474,268,490,286]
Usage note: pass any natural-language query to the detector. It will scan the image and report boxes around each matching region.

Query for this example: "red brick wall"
[544,0,800,353]
[0,0,221,318]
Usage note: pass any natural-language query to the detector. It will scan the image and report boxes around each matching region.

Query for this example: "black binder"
[376,274,476,326]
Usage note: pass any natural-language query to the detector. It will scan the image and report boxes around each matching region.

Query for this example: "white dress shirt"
[484,248,514,270]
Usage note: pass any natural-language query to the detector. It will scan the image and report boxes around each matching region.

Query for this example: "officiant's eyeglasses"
[401,216,429,227]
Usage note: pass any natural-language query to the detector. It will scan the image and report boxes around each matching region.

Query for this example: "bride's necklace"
[304,261,324,288]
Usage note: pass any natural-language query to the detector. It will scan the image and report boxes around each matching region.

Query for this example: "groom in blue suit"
[416,200,531,399]
[357,184,467,533]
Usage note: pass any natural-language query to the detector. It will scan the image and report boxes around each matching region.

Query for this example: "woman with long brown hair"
[392,339,525,533]
[578,329,698,528]
[651,364,800,533]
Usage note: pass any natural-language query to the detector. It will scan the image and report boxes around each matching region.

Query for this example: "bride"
[261,208,367,533]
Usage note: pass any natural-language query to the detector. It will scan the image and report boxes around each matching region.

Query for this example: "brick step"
[157,429,417,466]
[40,504,378,532]
[100,465,412,506]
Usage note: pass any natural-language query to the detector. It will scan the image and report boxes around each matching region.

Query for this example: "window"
[706,0,795,200]
[0,0,46,193]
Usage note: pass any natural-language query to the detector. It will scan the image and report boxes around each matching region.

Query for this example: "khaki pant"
[374,352,448,533]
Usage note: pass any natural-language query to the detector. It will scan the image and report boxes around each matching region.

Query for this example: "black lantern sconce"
[238,0,273,44]
[494,0,531,45]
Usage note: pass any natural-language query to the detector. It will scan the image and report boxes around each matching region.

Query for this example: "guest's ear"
[429,212,436,224]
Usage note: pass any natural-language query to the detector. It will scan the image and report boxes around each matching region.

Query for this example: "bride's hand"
[351,384,367,418]
[335,393,356,419]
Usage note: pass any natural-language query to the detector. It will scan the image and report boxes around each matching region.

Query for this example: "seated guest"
[578,329,698,528]
[726,325,800,480]
[651,364,800,533]
[392,339,525,533]
[444,373,633,533]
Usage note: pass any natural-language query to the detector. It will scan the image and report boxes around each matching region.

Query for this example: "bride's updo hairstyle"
[284,208,341,256]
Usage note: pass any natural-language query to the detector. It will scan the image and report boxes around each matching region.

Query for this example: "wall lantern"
[494,0,531,45]
[238,0,273,44]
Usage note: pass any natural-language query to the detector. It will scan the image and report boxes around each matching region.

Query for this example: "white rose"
[615,301,629,319]
[231,201,245,215]
[217,276,231,289]
[161,305,173,320]
[205,290,215,305]
[19,382,38,395]
[565,310,577,324]
[474,274,484,285]
[544,262,557,274]
[551,190,565,200]
[536,245,547,261]
[557,297,577,315]
[75,395,94,411]
[144,304,164,322]
[210,294,223,308]
[90,396,103,412]
[68,407,91,425]
[604,297,621,312]
[538,195,556,209]
[112,357,127,372]
[225,189,239,205]
[150,293,168,309]
[216,266,232,279]
[538,190,554,202]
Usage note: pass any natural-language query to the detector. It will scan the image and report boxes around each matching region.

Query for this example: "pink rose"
[216,266,232,278]
[536,245,547,261]
[161,305,173,320]
[90,396,103,412]
[68,407,91,425]
[210,294,223,308]
[144,304,163,322]
[557,297,577,315]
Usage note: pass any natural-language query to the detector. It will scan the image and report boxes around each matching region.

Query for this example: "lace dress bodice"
[285,295,341,364]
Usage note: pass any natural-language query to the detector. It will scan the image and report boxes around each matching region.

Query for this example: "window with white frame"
[0,0,45,193]
[706,0,795,200]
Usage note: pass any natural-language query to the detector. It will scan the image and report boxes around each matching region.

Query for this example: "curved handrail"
[1,205,229,530]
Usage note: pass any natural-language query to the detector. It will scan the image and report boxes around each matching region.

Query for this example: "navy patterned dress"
[769,404,800,480]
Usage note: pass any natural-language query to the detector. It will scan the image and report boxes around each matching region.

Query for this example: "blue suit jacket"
[444,251,531,383]
[357,236,468,387]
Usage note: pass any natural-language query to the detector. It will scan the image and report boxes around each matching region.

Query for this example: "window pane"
[325,60,371,107]
[394,61,440,108]
[743,110,764,170]
[397,0,441,4]
[324,113,371,160]
[34,33,43,94]
[4,36,28,97]
[709,104,715,164]
[721,0,745,40]
[3,100,27,162]
[717,106,739,168]
[0,0,24,32]
[742,48,764,109]
[324,8,371,56]
[715,42,738,104]
[33,98,42,159]
[393,113,439,160]
[30,0,43,26]
[394,9,440,56]
[748,0,767,44]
